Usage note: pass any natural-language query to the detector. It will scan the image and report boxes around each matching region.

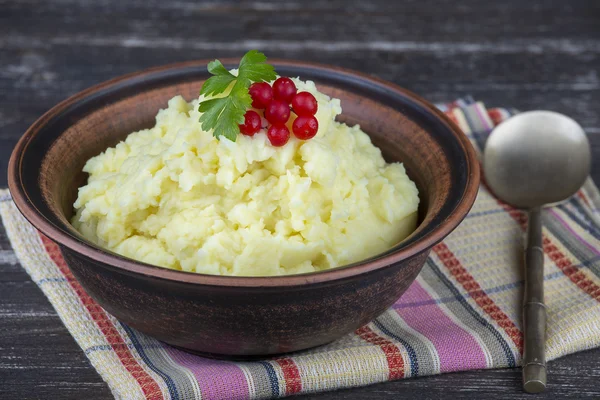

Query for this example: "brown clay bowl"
[8,60,479,357]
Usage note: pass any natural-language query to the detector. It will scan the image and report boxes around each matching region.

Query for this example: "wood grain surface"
[1,0,599,398]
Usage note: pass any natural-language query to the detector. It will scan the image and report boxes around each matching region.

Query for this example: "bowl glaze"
[8,60,479,357]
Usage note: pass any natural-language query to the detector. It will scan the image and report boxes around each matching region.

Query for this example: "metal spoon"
[483,111,591,393]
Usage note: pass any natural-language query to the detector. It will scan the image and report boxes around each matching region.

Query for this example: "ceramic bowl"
[8,60,479,357]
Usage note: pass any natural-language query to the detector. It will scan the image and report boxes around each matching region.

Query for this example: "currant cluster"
[238,77,319,146]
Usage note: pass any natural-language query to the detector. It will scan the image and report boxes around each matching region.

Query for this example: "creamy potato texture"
[72,79,419,276]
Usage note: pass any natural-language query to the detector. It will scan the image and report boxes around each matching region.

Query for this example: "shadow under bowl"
[8,60,479,357]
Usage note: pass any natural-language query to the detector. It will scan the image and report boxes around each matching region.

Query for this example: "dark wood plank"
[1,0,599,398]
[0,225,113,399]
[2,0,599,43]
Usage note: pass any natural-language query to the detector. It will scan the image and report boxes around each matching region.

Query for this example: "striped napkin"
[2,98,599,400]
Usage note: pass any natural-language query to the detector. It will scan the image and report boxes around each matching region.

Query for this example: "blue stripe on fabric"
[83,343,167,355]
[463,95,476,105]
[426,259,517,367]
[120,323,180,400]
[544,211,600,280]
[258,361,280,397]
[85,344,127,354]
[470,126,488,150]
[458,106,488,150]
[560,200,600,240]
[372,320,420,377]
[465,208,505,219]
[37,277,68,285]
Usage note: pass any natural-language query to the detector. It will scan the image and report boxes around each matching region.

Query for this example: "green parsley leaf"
[199,60,236,97]
[198,87,250,142]
[198,50,277,141]
[235,50,277,87]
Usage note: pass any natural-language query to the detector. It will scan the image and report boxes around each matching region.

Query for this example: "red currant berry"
[264,99,290,125]
[239,110,261,136]
[272,77,297,103]
[292,115,319,140]
[291,91,318,116]
[249,82,273,109]
[267,124,290,147]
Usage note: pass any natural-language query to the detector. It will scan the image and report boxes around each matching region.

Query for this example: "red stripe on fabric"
[495,198,528,229]
[495,201,600,303]
[274,358,302,395]
[487,108,504,126]
[444,110,460,126]
[544,237,600,301]
[38,234,164,400]
[355,325,405,379]
[577,190,592,208]
[432,243,524,352]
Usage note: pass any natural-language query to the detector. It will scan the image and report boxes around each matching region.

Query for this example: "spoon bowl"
[484,111,591,209]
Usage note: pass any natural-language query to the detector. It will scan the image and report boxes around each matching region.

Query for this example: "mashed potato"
[71,79,419,276]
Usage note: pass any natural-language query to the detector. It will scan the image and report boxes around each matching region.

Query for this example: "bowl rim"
[8,59,480,287]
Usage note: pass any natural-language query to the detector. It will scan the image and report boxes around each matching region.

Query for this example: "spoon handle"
[522,207,547,393]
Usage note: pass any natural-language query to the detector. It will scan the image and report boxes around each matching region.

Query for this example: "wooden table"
[1,1,599,398]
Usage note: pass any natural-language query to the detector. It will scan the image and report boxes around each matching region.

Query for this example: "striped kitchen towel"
[2,99,600,399]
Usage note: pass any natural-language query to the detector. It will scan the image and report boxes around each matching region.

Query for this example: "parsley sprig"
[198,50,277,141]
